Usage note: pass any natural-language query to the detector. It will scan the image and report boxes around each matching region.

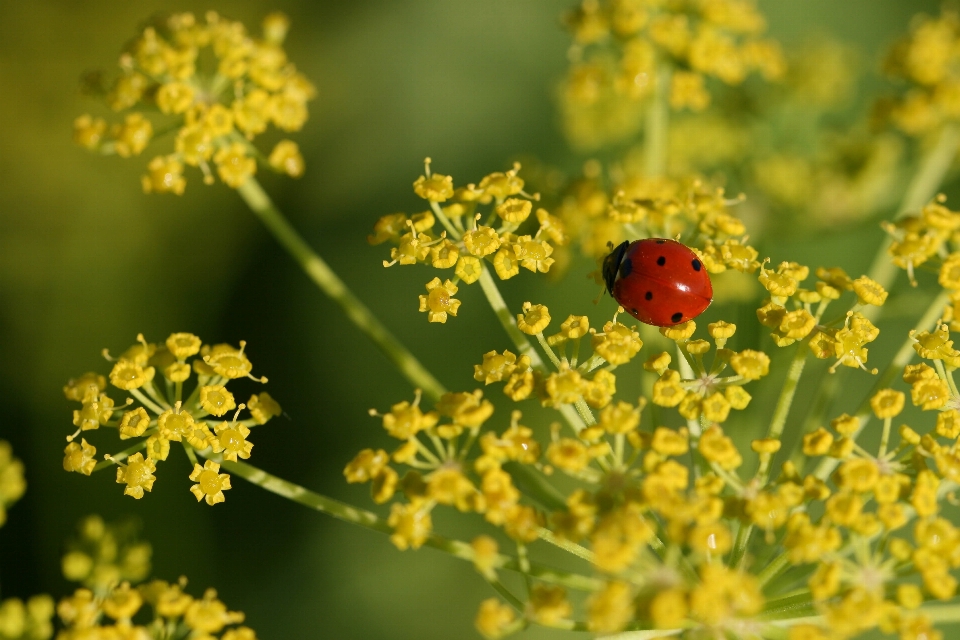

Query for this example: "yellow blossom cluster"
[754,260,888,373]
[648,319,763,424]
[0,441,26,528]
[62,333,281,505]
[370,160,569,323]
[555,172,755,264]
[61,515,152,593]
[0,595,54,640]
[884,195,960,300]
[73,11,313,193]
[55,579,254,640]
[560,0,784,148]
[881,9,960,136]
[346,389,552,550]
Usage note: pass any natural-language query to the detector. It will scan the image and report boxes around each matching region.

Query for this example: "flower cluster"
[352,165,960,637]
[73,11,313,193]
[370,160,569,323]
[61,515,152,593]
[560,0,784,148]
[62,333,281,505]
[554,171,756,266]
[881,9,960,136]
[885,194,960,291]
[55,579,254,640]
[0,595,54,640]
[0,441,26,528]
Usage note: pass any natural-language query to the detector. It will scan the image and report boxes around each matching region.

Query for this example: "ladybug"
[602,238,713,327]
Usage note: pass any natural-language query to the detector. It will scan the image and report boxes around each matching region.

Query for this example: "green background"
[0,1,947,638]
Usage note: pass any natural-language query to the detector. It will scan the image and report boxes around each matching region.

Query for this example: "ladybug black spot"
[631,308,638,315]
[644,291,653,301]
[692,259,701,271]
[656,256,666,266]
[655,239,666,244]
[671,312,683,323]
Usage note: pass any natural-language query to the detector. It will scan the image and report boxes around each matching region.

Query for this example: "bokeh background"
[0,0,949,638]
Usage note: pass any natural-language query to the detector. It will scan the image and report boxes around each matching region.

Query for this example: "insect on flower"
[602,238,713,327]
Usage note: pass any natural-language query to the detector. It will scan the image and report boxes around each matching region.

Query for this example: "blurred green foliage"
[0,0,948,637]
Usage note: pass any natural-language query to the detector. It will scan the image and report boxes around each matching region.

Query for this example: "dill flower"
[62,333,278,504]
[75,11,315,192]
[61,515,152,592]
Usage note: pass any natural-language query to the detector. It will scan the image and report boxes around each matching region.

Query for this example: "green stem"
[203,452,601,591]
[600,629,684,640]
[236,177,446,402]
[920,603,960,623]
[537,527,595,564]
[505,462,567,512]
[644,65,672,179]
[865,123,960,305]
[758,344,808,482]
[728,521,751,570]
[92,440,148,472]
[756,551,793,589]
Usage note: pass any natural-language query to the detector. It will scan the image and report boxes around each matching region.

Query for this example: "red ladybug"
[602,238,713,327]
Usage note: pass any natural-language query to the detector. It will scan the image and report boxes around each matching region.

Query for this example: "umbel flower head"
[61,515,151,595]
[74,11,314,193]
[62,333,281,505]
[44,513,258,639]
[372,159,570,323]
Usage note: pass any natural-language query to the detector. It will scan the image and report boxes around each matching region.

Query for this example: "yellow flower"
[547,438,591,473]
[475,598,517,639]
[388,502,433,550]
[199,385,237,417]
[493,245,520,279]
[463,226,502,257]
[599,401,640,434]
[436,390,494,428]
[517,302,551,334]
[413,172,454,202]
[852,275,888,306]
[63,439,97,476]
[528,585,572,626]
[184,588,244,633]
[113,113,153,157]
[455,255,483,283]
[115,453,157,499]
[699,426,743,469]
[268,140,305,178]
[118,407,151,439]
[496,198,533,223]
[729,349,770,380]
[142,155,187,195]
[247,392,281,424]
[189,460,232,506]
[587,581,633,634]
[214,142,256,188]
[109,359,156,390]
[212,421,253,462]
[418,277,461,323]
[593,320,643,365]
[870,389,905,418]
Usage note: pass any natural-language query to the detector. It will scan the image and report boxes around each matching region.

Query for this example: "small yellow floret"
[189,460,232,505]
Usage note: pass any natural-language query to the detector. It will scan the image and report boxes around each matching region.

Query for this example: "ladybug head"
[601,241,630,294]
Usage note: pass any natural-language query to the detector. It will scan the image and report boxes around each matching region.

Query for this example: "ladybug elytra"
[602,238,713,327]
